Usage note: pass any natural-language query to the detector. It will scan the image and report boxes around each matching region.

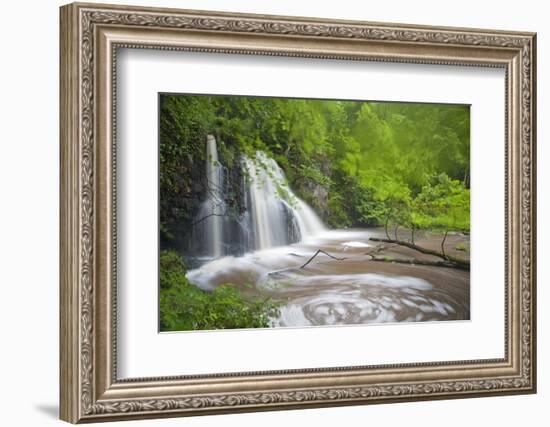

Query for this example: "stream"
[186,228,470,327]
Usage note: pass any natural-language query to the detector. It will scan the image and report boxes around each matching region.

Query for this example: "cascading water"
[195,139,326,257]
[197,135,224,257]
[294,198,326,238]
[242,152,325,250]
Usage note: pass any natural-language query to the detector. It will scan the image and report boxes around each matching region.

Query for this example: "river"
[186,227,470,327]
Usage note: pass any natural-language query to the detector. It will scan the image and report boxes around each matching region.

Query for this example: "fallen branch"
[370,255,469,271]
[369,237,470,269]
[300,249,347,269]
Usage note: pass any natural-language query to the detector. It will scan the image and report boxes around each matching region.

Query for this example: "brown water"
[186,228,470,327]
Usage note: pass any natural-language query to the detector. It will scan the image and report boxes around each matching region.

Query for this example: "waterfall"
[196,143,326,257]
[198,135,224,257]
[242,151,326,250]
[242,154,296,250]
[294,198,327,238]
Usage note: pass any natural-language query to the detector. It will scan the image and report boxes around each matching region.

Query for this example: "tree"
[413,173,470,258]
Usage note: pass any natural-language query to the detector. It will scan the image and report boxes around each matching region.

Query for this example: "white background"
[0,0,546,426]
[117,50,504,377]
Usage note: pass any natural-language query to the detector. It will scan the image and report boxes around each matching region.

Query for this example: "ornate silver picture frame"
[60,2,536,423]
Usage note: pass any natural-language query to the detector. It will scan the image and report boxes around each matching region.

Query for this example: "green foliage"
[327,191,351,228]
[296,163,333,188]
[159,94,471,250]
[159,251,280,331]
[413,173,470,233]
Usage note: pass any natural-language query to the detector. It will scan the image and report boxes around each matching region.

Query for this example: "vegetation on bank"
[159,94,470,252]
[159,251,280,331]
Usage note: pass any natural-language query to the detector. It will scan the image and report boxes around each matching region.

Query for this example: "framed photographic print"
[60,2,537,423]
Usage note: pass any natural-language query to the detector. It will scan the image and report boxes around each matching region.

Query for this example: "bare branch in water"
[369,237,469,270]
[369,255,469,271]
[300,249,347,269]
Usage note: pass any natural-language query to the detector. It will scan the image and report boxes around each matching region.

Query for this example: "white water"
[294,198,326,239]
[195,140,326,257]
[243,151,325,250]
[198,135,224,257]
[342,241,371,249]
[186,228,468,327]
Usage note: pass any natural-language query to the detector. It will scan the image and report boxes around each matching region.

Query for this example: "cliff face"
[303,181,329,219]
[160,149,206,253]
[293,159,331,221]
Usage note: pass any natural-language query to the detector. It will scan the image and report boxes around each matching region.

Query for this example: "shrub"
[159,251,280,331]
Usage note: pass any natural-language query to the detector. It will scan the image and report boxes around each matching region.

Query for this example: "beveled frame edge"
[59,2,536,423]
